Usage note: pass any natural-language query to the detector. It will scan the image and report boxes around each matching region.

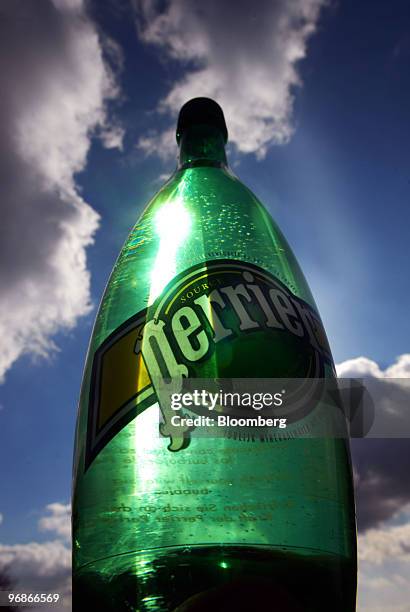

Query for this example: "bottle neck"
[177,124,228,170]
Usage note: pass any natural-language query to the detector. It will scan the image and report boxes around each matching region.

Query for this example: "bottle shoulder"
[154,165,264,210]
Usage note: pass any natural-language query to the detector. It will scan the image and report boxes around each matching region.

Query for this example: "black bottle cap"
[176,97,228,144]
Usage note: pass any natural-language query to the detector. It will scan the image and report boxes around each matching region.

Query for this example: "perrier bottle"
[72,98,357,610]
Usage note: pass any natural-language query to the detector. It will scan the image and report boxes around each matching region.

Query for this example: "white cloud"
[137,128,176,163]
[357,509,410,611]
[38,503,71,542]
[0,541,71,611]
[359,515,410,565]
[0,513,3,525]
[100,124,126,150]
[385,354,410,378]
[0,0,122,382]
[336,356,384,378]
[0,503,71,610]
[336,354,410,378]
[133,0,328,159]
[359,572,410,611]
[0,540,71,580]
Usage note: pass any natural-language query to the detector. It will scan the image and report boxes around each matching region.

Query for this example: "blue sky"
[0,0,410,609]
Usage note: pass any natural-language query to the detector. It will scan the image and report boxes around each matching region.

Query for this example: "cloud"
[336,354,410,378]
[359,513,410,565]
[0,540,71,581]
[0,503,71,610]
[133,0,329,159]
[0,514,3,526]
[0,0,122,382]
[357,507,410,611]
[336,354,410,531]
[0,541,71,611]
[38,503,71,542]
[137,128,176,163]
[358,571,410,612]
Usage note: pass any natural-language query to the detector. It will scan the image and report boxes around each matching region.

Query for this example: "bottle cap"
[176,97,228,144]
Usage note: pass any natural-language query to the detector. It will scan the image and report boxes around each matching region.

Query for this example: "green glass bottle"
[72,98,357,611]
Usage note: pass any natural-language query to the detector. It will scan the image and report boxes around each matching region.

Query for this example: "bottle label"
[85,260,332,471]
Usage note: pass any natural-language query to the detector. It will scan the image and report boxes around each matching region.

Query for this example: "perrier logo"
[85,260,332,471]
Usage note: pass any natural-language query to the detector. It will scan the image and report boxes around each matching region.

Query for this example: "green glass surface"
[72,121,357,610]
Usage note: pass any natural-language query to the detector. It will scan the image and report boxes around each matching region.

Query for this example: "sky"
[0,0,409,609]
